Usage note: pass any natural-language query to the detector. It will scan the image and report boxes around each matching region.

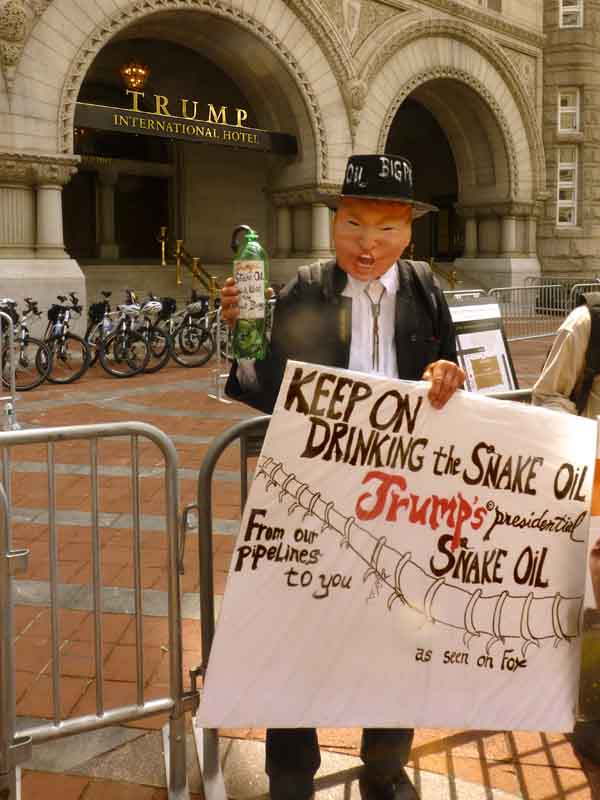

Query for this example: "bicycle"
[98,294,151,378]
[136,294,174,374]
[157,291,215,368]
[85,290,114,366]
[0,298,51,391]
[43,292,90,384]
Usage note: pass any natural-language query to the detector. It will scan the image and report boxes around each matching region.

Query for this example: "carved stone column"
[275,205,292,258]
[464,217,478,259]
[311,203,332,256]
[500,216,518,257]
[526,216,538,256]
[0,157,36,258]
[293,206,312,256]
[33,160,78,259]
[98,168,119,260]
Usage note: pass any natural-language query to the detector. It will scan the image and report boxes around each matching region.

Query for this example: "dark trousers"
[266,727,414,800]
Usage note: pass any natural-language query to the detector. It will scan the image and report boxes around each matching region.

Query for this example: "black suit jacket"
[226,260,457,414]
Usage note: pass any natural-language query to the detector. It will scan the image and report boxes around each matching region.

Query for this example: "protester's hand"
[422,360,465,409]
[220,279,275,330]
[220,278,240,329]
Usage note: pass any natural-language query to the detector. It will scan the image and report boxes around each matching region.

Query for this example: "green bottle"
[232,227,269,360]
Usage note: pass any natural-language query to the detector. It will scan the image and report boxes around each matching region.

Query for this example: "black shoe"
[359,768,419,800]
[570,720,600,764]
[268,772,314,800]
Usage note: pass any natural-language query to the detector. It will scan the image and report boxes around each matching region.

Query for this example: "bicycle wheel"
[172,323,215,367]
[143,326,173,374]
[85,322,104,367]
[45,333,90,384]
[99,332,150,377]
[2,336,51,391]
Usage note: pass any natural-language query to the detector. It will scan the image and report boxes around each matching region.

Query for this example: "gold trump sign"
[74,95,297,156]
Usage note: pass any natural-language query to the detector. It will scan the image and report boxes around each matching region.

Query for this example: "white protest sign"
[199,362,596,732]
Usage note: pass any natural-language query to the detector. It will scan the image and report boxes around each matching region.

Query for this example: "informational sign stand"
[199,361,596,733]
[446,292,518,394]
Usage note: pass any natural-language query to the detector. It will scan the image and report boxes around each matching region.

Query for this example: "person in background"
[532,300,600,763]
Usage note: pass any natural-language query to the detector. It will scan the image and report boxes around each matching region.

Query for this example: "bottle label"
[234,259,265,320]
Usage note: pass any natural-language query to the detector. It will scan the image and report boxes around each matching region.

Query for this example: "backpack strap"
[400,259,440,338]
[570,292,600,414]
[296,260,338,300]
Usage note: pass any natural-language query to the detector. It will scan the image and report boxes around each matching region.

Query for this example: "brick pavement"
[5,346,600,799]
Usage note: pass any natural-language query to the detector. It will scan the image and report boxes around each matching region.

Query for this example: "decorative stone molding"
[271,184,340,207]
[321,0,398,52]
[0,0,52,93]
[57,0,348,184]
[457,201,538,218]
[287,0,354,82]
[366,17,546,197]
[355,1,398,52]
[501,46,537,100]
[344,78,368,142]
[404,0,544,47]
[0,151,79,185]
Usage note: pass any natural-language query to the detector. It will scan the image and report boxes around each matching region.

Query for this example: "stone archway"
[11,0,355,280]
[34,0,351,186]
[357,21,545,286]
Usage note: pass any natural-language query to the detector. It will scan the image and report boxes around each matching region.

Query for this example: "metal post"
[193,416,270,800]
[0,312,18,432]
[0,482,31,800]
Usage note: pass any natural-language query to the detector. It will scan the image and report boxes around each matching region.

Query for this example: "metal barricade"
[0,422,197,800]
[192,415,270,800]
[488,285,569,341]
[569,282,600,307]
[0,311,18,432]
[208,308,232,404]
[0,481,31,800]
[486,388,532,403]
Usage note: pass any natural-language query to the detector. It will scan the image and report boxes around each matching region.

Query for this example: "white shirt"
[341,264,399,379]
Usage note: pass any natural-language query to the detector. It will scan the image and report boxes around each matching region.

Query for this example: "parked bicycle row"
[0,289,230,391]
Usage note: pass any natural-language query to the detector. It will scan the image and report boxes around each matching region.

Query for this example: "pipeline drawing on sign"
[256,457,583,658]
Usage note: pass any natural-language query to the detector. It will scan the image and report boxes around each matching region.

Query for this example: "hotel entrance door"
[115,175,169,259]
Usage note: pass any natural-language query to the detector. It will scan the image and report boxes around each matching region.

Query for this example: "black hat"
[334,154,437,219]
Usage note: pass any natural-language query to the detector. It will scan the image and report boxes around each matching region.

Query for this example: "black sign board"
[74,102,298,156]
[446,291,519,394]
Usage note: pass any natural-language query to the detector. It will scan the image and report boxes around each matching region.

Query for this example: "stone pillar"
[526,216,538,256]
[275,205,292,257]
[0,158,36,258]
[464,217,478,258]
[311,203,332,257]
[500,216,518,257]
[98,169,119,260]
[34,161,77,259]
[292,206,312,255]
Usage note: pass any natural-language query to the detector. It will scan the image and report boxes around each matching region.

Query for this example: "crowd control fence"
[0,421,198,800]
[191,415,270,800]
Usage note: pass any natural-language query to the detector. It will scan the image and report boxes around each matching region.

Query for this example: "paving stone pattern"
[7,347,600,798]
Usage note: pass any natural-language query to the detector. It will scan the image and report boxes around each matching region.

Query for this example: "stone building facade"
[0,0,548,310]
[539,0,600,277]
